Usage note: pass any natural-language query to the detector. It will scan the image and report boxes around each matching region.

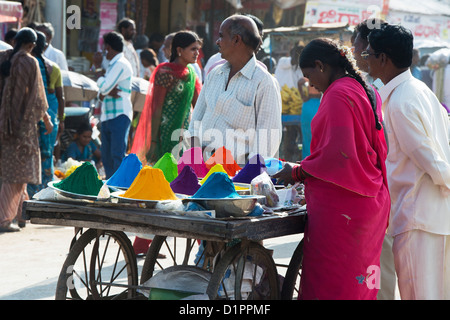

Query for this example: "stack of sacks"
[107,154,142,189]
[205,147,241,177]
[232,154,267,184]
[177,147,208,178]
[153,152,178,183]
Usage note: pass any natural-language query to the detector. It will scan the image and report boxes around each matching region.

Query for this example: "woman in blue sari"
[27,31,65,197]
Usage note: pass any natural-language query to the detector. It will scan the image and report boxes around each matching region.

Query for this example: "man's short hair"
[103,31,124,53]
[354,18,387,42]
[368,24,414,69]
[117,18,135,33]
[227,15,261,51]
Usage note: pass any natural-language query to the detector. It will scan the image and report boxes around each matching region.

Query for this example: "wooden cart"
[23,199,306,300]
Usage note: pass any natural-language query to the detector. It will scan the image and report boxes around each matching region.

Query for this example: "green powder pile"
[54,162,104,196]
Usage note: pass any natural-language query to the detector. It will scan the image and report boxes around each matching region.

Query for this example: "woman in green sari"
[131,30,202,164]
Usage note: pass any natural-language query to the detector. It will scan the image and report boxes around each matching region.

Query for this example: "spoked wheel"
[206,241,280,300]
[140,236,222,284]
[280,239,304,300]
[55,229,139,300]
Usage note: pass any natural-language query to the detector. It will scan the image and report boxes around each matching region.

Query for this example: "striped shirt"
[97,53,133,122]
[188,55,282,164]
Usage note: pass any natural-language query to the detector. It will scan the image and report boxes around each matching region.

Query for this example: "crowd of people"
[0,13,449,301]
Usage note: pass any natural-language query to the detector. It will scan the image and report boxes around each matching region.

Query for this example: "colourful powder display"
[205,147,241,177]
[170,165,201,196]
[192,172,241,199]
[107,153,142,188]
[177,147,208,178]
[200,164,228,185]
[121,166,178,200]
[54,162,103,196]
[232,154,267,184]
[153,153,179,183]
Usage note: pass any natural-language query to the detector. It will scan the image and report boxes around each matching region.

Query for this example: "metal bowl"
[110,191,184,209]
[184,195,266,218]
[48,181,110,202]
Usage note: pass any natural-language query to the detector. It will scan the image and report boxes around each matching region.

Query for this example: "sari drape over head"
[131,62,202,164]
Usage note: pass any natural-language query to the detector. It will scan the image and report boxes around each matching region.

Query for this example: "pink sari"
[299,77,390,300]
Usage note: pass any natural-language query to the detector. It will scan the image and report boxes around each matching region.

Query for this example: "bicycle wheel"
[55,229,139,300]
[206,241,280,300]
[140,236,220,284]
[280,239,303,300]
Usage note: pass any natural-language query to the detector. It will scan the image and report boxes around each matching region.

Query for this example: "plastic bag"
[250,172,279,207]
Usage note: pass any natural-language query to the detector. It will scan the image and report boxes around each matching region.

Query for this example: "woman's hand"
[272,162,296,186]
[43,112,54,135]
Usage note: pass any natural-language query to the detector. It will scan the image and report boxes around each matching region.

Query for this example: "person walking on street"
[96,32,133,179]
[366,24,450,300]
[0,28,53,232]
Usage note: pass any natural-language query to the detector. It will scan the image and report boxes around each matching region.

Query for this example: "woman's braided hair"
[300,38,382,130]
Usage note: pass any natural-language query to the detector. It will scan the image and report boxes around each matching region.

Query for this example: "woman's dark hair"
[300,38,381,130]
[77,122,93,135]
[0,27,37,77]
[103,31,124,53]
[140,48,158,66]
[32,31,50,88]
[170,30,203,63]
[368,24,413,69]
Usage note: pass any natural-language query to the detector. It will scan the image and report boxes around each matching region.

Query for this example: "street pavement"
[0,222,303,300]
[0,221,400,300]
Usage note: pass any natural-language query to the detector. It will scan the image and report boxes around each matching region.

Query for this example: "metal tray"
[183,195,266,218]
[48,181,110,202]
[110,191,185,208]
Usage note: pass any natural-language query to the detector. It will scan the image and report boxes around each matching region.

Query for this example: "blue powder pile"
[192,172,241,199]
[107,153,142,188]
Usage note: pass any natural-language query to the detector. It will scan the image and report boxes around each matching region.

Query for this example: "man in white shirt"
[187,15,282,165]
[366,24,450,300]
[36,22,69,71]
[117,18,140,77]
[352,18,397,301]
[97,32,133,179]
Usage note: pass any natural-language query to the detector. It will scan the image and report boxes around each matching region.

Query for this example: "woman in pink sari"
[274,38,390,299]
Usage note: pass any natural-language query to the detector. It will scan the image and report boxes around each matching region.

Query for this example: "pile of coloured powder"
[170,165,202,196]
[192,172,241,199]
[205,147,241,177]
[232,154,267,184]
[54,162,103,196]
[107,153,142,188]
[178,147,208,178]
[200,164,228,185]
[121,166,178,200]
[153,153,178,183]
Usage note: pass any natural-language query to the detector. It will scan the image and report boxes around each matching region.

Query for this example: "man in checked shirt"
[186,14,282,166]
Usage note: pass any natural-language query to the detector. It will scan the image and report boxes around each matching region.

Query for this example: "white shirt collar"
[378,69,413,102]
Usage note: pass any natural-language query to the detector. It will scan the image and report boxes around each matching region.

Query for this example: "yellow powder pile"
[121,166,178,200]
[200,164,247,191]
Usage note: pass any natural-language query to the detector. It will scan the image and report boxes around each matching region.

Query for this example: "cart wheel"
[55,229,139,300]
[206,241,280,300]
[140,236,221,284]
[281,238,304,300]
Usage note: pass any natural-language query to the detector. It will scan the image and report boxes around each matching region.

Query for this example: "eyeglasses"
[361,51,380,60]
